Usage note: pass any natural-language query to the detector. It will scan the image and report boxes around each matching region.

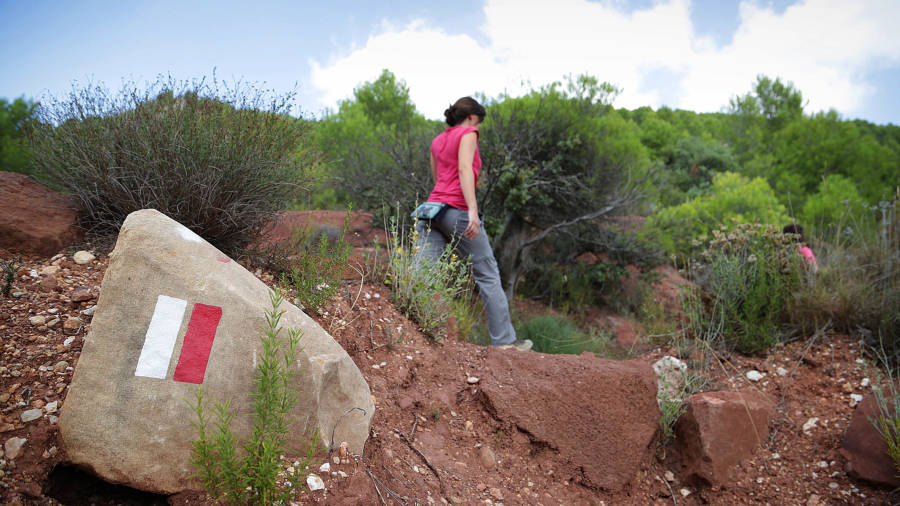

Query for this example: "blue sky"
[1,0,898,124]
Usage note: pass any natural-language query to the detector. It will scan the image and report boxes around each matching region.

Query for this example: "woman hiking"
[412,96,531,351]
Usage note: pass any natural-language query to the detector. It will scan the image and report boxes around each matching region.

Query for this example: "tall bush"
[29,77,320,254]
[645,171,790,258]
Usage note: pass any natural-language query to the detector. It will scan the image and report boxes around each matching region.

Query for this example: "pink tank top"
[427,126,481,210]
[799,246,816,264]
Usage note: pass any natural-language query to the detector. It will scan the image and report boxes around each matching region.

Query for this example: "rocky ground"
[0,245,895,505]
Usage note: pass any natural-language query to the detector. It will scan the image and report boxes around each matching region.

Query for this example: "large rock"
[59,209,374,494]
[0,171,83,255]
[840,393,900,487]
[479,351,658,491]
[673,390,774,486]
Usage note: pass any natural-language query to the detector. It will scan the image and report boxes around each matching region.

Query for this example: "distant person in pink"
[783,223,818,273]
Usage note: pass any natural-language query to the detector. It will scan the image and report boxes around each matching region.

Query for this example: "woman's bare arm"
[458,131,480,239]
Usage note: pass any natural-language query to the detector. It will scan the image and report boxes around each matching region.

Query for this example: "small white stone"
[21,409,42,422]
[812,472,818,479]
[29,315,47,326]
[850,394,863,407]
[855,358,865,365]
[406,355,413,360]
[338,471,348,478]
[306,474,325,491]
[817,461,828,468]
[63,337,75,347]
[47,308,59,314]
[746,370,765,382]
[372,364,380,369]
[861,378,870,388]
[413,465,420,473]
[829,482,839,490]
[664,471,675,482]
[4,437,27,459]
[467,376,480,384]
[776,367,789,377]
[332,455,341,465]
[80,306,96,316]
[771,453,780,459]
[44,401,58,413]
[802,417,819,432]
[319,462,331,473]
[73,251,95,265]
[29,269,39,278]
[380,362,387,367]
[680,488,691,497]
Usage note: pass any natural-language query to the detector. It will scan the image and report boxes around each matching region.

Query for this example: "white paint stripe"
[135,295,187,379]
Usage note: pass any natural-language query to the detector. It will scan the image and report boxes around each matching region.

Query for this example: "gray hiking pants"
[415,207,518,346]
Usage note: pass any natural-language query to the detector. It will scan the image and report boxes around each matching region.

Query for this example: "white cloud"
[309,0,900,119]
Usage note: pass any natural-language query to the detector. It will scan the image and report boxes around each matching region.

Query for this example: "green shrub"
[515,313,612,355]
[188,290,319,505]
[645,171,790,258]
[29,76,321,255]
[686,224,801,355]
[0,97,37,175]
[385,213,471,342]
[870,356,900,475]
[279,211,352,314]
[801,174,870,236]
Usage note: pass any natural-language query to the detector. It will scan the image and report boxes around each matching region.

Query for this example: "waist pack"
[411,202,449,221]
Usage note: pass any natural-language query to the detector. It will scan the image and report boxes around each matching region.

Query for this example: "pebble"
[680,488,691,497]
[479,446,496,469]
[332,455,341,465]
[319,462,330,473]
[664,470,675,482]
[489,488,504,501]
[63,317,83,335]
[70,287,93,302]
[849,394,863,407]
[46,317,60,328]
[63,337,75,347]
[48,415,59,424]
[746,370,765,382]
[861,378,870,388]
[776,367,789,376]
[817,461,828,468]
[802,417,819,433]
[476,483,487,492]
[29,315,46,326]
[73,251,95,265]
[54,361,69,373]
[39,265,60,276]
[21,409,42,422]
[80,306,96,316]
[306,474,325,491]
[467,376,480,384]
[4,437,26,459]
[44,401,58,413]
[337,471,348,478]
[828,482,839,489]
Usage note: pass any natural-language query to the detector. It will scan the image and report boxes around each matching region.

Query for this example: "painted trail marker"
[135,295,222,384]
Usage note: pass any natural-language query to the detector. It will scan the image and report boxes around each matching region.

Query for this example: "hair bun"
[443,106,454,120]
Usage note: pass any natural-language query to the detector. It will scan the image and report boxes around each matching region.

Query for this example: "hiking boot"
[496,339,533,351]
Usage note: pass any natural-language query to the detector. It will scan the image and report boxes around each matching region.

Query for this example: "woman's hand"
[465,209,480,239]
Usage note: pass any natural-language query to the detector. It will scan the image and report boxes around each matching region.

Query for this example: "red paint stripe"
[172,303,222,384]
[216,257,231,263]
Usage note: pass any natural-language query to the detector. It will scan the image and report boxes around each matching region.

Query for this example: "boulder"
[840,393,900,487]
[479,351,658,491]
[59,209,374,494]
[673,390,774,486]
[0,171,83,255]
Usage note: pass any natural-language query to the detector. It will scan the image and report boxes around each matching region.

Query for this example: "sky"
[1,0,899,125]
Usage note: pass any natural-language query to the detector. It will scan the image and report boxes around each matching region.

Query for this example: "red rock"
[840,394,900,487]
[0,171,83,256]
[479,351,658,491]
[70,287,94,302]
[37,275,58,292]
[672,390,774,486]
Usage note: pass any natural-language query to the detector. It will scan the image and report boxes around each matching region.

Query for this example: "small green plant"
[657,368,710,445]
[188,290,319,505]
[384,211,471,341]
[869,346,900,475]
[280,210,352,314]
[2,255,22,297]
[515,313,613,356]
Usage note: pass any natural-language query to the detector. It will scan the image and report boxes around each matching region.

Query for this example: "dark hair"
[782,223,805,243]
[444,96,486,126]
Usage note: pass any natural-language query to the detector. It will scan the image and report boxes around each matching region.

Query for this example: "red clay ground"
[0,245,894,505]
